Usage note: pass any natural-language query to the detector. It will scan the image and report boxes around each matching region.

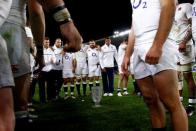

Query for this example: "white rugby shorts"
[0,35,14,87]
[133,39,177,79]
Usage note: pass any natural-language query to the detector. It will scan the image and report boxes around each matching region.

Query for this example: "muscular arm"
[35,0,82,52]
[37,0,64,11]
[28,0,45,47]
[179,19,192,52]
[145,0,176,64]
[183,19,192,43]
[153,0,176,48]
[124,28,135,59]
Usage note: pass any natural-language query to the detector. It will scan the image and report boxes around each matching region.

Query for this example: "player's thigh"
[154,70,180,107]
[0,36,14,88]
[137,76,158,101]
[0,88,14,112]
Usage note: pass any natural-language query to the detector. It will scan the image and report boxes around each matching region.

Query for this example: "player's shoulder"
[180,3,192,8]
[110,44,117,49]
[87,48,91,52]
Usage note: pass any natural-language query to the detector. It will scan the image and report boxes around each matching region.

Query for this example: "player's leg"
[117,73,123,97]
[0,36,15,131]
[38,71,46,103]
[63,78,69,100]
[88,77,94,92]
[137,76,166,129]
[70,77,75,99]
[75,77,81,96]
[154,70,188,131]
[82,68,88,95]
[181,63,196,116]
[107,68,114,96]
[177,70,184,101]
[14,73,30,119]
[123,73,129,95]
[75,66,82,96]
[0,88,15,131]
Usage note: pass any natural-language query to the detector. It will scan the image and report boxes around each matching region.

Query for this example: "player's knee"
[143,94,158,106]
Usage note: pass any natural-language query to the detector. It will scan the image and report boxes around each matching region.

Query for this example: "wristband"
[50,5,72,25]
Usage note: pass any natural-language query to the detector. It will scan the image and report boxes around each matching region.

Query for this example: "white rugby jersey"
[192,0,196,41]
[118,43,127,66]
[0,0,12,27]
[74,44,89,63]
[63,53,75,70]
[169,3,192,43]
[42,47,56,72]
[25,26,33,38]
[87,48,100,66]
[131,0,161,45]
[53,45,63,70]
[7,0,27,26]
[99,44,118,68]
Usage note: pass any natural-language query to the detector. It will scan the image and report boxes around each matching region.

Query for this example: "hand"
[11,64,19,73]
[145,44,162,65]
[178,41,186,52]
[101,68,106,72]
[121,56,130,74]
[60,22,82,52]
[35,51,45,70]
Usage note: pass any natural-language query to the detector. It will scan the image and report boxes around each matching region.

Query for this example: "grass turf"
[15,75,196,131]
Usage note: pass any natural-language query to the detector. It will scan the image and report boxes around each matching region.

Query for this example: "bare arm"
[28,0,45,69]
[28,0,45,47]
[37,0,82,52]
[121,28,135,73]
[179,19,192,52]
[145,0,176,64]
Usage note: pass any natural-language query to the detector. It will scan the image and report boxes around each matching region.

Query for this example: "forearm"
[125,29,135,58]
[28,0,45,47]
[182,19,192,44]
[38,0,64,11]
[153,0,175,48]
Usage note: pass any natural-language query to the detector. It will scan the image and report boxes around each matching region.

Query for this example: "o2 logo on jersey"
[65,55,70,60]
[92,53,97,57]
[132,0,147,9]
[192,7,196,17]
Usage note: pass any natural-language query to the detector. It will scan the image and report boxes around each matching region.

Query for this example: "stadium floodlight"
[114,31,119,35]
[113,29,130,38]
[119,30,130,36]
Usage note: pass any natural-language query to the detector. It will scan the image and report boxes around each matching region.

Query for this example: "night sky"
[45,0,132,43]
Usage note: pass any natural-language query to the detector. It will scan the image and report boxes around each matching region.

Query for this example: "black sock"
[76,83,81,96]
[89,83,93,91]
[64,85,68,93]
[70,85,75,93]
[95,81,100,86]
[83,83,87,95]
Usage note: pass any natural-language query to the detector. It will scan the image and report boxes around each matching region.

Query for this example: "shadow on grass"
[15,98,89,131]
